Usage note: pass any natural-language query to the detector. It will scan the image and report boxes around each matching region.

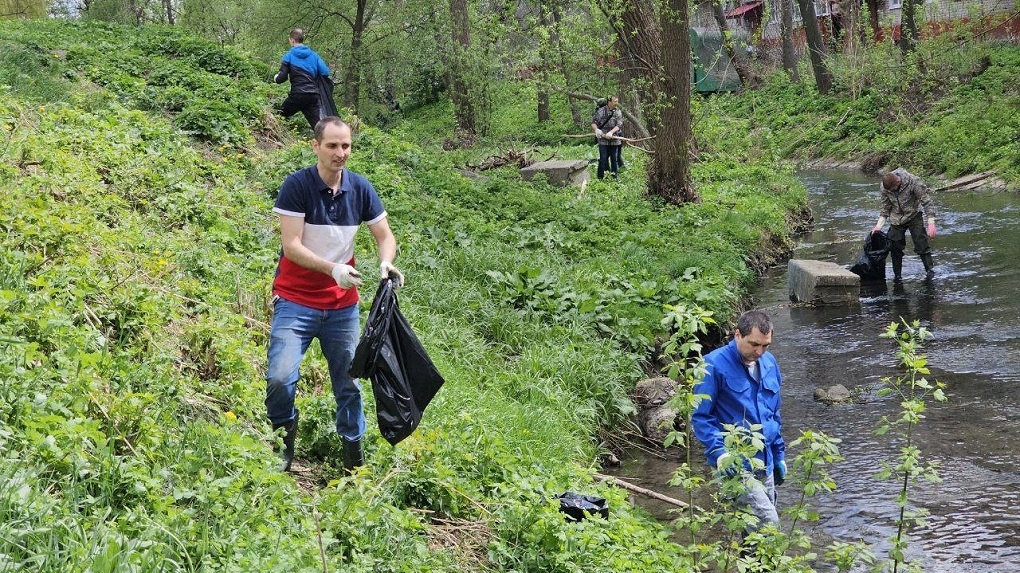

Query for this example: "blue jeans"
[265,298,365,441]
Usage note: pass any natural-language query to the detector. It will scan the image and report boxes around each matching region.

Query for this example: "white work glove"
[330,263,362,289]
[595,129,604,138]
[716,451,738,477]
[379,261,404,289]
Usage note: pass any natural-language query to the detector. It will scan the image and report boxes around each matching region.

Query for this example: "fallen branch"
[593,473,689,508]
[564,133,654,154]
[624,141,654,154]
[465,145,538,171]
[933,172,994,192]
[564,133,655,143]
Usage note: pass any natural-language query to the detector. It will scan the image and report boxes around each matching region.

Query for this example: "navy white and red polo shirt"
[272,166,387,310]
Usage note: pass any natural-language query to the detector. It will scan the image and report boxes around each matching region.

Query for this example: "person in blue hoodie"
[692,309,787,536]
[275,28,331,129]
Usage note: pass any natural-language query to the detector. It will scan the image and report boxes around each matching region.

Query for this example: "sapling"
[873,319,946,573]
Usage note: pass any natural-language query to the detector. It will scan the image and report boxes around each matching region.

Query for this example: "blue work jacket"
[691,339,786,473]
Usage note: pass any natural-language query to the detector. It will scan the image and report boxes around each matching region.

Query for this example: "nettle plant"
[873,319,947,573]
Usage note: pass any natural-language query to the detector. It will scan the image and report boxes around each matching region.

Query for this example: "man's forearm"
[282,241,333,275]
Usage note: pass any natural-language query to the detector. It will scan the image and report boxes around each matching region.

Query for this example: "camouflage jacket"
[880,168,936,226]
[591,105,620,145]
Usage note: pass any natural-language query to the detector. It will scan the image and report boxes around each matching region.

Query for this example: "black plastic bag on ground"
[349,279,444,446]
[849,230,890,282]
[557,492,610,522]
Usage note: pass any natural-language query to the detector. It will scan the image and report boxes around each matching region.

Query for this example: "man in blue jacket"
[692,310,787,535]
[274,28,331,129]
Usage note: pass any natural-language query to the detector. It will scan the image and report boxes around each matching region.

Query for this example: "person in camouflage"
[872,168,937,281]
[591,95,621,180]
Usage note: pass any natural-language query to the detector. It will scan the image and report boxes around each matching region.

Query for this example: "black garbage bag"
[349,278,445,446]
[316,74,339,120]
[849,230,890,282]
[557,492,610,522]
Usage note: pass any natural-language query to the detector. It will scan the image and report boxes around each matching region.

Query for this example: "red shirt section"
[274,255,359,310]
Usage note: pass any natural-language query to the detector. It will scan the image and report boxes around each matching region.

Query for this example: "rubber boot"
[921,253,935,278]
[891,254,903,283]
[342,437,364,474]
[273,413,298,472]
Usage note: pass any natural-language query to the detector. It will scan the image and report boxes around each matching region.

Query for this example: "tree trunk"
[841,0,864,54]
[779,0,800,81]
[795,0,833,94]
[709,0,755,88]
[550,3,582,126]
[127,0,144,24]
[164,0,174,24]
[620,0,662,132]
[342,0,369,114]
[650,0,698,204]
[900,0,920,53]
[448,0,476,135]
[537,2,552,122]
[866,0,881,42]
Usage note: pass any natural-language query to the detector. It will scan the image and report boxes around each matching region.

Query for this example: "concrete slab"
[519,159,590,187]
[788,259,861,305]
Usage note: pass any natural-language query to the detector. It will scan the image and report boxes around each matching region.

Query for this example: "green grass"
[0,17,809,572]
[709,39,1020,183]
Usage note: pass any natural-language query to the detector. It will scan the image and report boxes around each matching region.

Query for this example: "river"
[615,169,1020,571]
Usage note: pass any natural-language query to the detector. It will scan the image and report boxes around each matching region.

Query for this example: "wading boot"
[921,253,935,278]
[342,437,364,474]
[891,254,903,283]
[273,413,298,472]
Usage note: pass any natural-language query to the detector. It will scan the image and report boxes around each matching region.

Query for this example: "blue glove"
[774,459,787,486]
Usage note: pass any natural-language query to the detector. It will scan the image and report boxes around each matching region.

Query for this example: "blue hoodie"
[275,45,330,95]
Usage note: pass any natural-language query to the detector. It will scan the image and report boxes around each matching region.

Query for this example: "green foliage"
[713,41,1020,184]
[0,17,811,573]
[0,19,277,146]
[873,320,947,572]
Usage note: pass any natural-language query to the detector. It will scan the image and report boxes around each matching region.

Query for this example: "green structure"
[689,29,743,93]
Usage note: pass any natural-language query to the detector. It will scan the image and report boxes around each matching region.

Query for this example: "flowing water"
[614,169,1020,571]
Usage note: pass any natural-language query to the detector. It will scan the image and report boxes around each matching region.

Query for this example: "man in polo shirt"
[265,116,404,473]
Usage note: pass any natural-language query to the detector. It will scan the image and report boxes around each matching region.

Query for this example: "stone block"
[788,259,860,305]
[519,159,590,187]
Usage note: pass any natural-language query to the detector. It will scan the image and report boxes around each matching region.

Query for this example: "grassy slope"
[1,18,807,572]
[711,38,1020,183]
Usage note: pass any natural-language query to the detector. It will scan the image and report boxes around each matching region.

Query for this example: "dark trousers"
[280,92,320,130]
[612,143,624,168]
[887,213,931,258]
[597,144,619,179]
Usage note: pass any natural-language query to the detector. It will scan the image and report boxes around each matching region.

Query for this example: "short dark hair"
[313,116,348,142]
[736,310,772,337]
[289,28,305,43]
[882,172,900,191]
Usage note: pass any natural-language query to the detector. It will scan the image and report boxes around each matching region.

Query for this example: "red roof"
[725,1,763,18]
